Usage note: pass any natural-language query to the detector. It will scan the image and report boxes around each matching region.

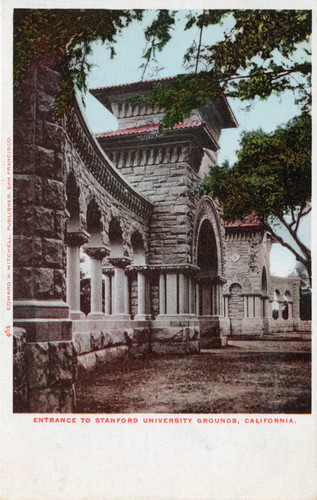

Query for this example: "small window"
[272,309,279,320]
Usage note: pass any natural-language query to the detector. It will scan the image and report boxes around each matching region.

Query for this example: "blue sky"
[81,10,311,277]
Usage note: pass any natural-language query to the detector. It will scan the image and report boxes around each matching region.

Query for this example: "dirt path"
[75,339,311,414]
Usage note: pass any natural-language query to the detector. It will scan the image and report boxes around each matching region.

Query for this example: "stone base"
[199,316,229,348]
[13,318,73,342]
[269,319,296,333]
[241,317,265,336]
[151,340,200,355]
[134,314,152,321]
[13,327,77,413]
[78,345,130,374]
[109,314,131,321]
[200,336,228,349]
[70,310,86,320]
[13,300,70,319]
[87,312,106,320]
[149,318,200,355]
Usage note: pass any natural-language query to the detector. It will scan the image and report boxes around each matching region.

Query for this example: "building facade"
[13,54,305,413]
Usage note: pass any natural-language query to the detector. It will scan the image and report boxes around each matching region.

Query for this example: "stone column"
[135,269,151,321]
[159,273,166,315]
[248,296,255,317]
[13,52,73,344]
[179,273,189,315]
[124,273,130,316]
[188,277,194,315]
[196,283,200,316]
[109,257,131,320]
[166,273,178,315]
[244,296,248,317]
[102,269,113,316]
[254,296,262,317]
[85,246,109,319]
[65,230,89,319]
[224,295,229,317]
[219,284,224,316]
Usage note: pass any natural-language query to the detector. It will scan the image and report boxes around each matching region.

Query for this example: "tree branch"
[262,220,309,270]
[195,10,205,74]
[278,215,311,260]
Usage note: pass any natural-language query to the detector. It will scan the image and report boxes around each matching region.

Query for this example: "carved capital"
[213,275,227,285]
[126,265,150,275]
[65,229,90,247]
[108,257,131,268]
[102,266,115,276]
[84,246,110,260]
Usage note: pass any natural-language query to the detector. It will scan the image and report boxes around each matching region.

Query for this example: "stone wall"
[104,140,202,266]
[13,53,154,413]
[224,229,271,293]
[14,53,69,315]
[73,320,150,374]
[13,327,77,413]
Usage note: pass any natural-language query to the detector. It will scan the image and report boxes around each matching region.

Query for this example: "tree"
[14,9,311,122]
[203,112,311,282]
[138,10,311,129]
[137,10,311,282]
[14,9,312,279]
[14,9,144,119]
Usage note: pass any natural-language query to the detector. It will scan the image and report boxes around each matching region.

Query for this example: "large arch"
[191,196,230,346]
[192,196,225,276]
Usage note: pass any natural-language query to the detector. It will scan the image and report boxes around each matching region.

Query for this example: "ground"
[75,333,311,414]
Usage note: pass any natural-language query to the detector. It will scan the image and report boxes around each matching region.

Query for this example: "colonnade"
[242,294,269,319]
[196,278,225,317]
[65,236,227,321]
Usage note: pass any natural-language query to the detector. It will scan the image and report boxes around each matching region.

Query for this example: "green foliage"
[14,9,311,123]
[204,113,311,278]
[143,10,311,125]
[14,9,144,119]
[140,10,176,79]
[131,72,221,130]
[204,113,311,220]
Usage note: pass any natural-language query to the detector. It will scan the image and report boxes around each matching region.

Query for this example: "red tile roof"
[90,76,177,93]
[225,214,263,228]
[96,121,219,150]
[96,121,217,143]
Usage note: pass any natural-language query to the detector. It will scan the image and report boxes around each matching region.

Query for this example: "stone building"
[13,54,305,413]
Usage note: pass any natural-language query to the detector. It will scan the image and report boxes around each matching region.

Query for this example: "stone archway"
[196,218,218,315]
[192,196,229,346]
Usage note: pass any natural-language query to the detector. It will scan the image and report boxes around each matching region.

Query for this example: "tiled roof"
[90,76,177,93]
[225,214,263,228]
[96,121,204,138]
[96,121,217,143]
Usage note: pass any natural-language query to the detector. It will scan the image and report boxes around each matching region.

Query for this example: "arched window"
[66,173,80,231]
[282,291,291,320]
[261,267,268,294]
[109,218,123,258]
[131,231,145,265]
[272,290,280,320]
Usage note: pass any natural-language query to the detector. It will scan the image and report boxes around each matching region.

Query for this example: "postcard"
[1,1,316,499]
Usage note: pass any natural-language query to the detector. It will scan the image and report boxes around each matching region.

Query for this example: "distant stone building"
[13,54,306,413]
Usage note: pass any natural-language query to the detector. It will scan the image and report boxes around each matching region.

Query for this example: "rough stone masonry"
[13,54,306,413]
